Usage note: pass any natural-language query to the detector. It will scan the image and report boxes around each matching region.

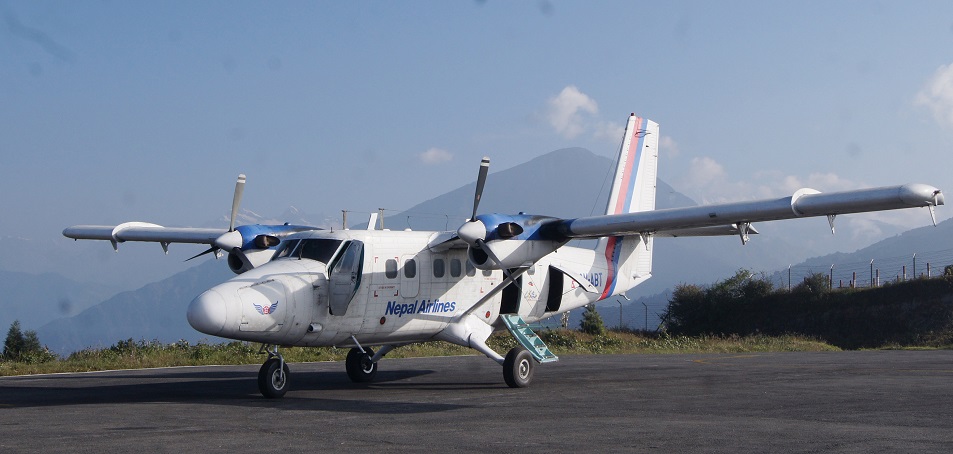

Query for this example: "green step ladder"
[500,314,558,363]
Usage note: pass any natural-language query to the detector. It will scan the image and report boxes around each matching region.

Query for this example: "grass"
[0,330,839,377]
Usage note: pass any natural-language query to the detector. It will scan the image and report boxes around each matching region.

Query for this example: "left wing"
[552,184,943,241]
[64,222,227,249]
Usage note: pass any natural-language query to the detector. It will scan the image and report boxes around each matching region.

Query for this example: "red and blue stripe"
[601,116,646,298]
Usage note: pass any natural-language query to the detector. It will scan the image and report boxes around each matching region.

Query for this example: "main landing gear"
[345,347,377,382]
[345,340,395,383]
[503,347,534,388]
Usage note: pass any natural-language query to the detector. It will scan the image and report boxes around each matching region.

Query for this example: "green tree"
[3,320,25,361]
[3,320,55,363]
[793,272,830,294]
[579,304,607,335]
[661,283,706,333]
[662,269,774,335]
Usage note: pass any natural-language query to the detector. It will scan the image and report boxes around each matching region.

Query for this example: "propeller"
[457,157,518,280]
[186,174,247,261]
[459,157,490,247]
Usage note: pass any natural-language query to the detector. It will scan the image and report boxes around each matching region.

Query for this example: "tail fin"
[595,114,660,298]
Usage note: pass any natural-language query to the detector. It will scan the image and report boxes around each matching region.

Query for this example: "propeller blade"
[470,157,490,222]
[229,174,246,231]
[186,246,218,262]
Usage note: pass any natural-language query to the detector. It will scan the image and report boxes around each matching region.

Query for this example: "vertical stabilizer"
[596,114,659,298]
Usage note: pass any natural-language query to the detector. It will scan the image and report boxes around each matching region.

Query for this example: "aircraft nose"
[188,289,228,336]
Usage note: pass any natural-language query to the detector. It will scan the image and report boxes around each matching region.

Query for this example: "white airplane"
[64,114,945,398]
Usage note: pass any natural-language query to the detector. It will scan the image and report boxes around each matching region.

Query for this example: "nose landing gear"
[258,345,289,398]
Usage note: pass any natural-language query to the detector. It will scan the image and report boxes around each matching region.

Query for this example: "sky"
[4,1,953,262]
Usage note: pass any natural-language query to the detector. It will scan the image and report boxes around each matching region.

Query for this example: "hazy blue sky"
[4,1,953,247]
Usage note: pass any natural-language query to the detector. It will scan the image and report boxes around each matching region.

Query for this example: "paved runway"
[2,351,953,452]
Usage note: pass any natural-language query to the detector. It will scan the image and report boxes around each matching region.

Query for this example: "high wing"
[63,222,229,250]
[62,175,318,264]
[552,184,944,242]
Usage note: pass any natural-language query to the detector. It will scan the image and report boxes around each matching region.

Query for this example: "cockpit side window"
[299,239,343,263]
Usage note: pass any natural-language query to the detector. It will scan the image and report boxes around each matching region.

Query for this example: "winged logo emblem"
[253,301,279,315]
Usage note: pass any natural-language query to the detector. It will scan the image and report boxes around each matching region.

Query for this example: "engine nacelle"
[227,248,277,274]
[467,239,562,270]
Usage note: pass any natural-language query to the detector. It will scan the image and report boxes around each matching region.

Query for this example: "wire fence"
[767,247,953,290]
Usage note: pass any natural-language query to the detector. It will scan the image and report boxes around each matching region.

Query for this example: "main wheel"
[258,358,291,398]
[346,347,377,383]
[503,348,534,388]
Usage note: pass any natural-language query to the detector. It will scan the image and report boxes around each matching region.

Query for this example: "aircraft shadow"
[0,368,477,413]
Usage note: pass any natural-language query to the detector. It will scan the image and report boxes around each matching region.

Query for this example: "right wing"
[554,184,944,241]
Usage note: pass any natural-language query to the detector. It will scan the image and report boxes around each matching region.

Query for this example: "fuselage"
[187,228,631,348]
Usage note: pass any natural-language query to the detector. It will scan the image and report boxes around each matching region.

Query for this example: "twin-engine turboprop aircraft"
[64,114,945,398]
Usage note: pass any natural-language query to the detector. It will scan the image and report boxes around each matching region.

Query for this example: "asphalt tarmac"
[1,351,952,453]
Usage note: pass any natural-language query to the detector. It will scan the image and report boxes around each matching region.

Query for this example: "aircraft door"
[400,255,419,298]
[329,240,364,316]
[501,274,522,314]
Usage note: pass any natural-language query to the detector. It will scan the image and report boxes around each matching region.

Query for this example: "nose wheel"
[258,345,290,398]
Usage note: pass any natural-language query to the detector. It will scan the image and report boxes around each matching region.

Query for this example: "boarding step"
[500,314,558,363]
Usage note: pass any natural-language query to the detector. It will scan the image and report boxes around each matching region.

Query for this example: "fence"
[769,247,953,290]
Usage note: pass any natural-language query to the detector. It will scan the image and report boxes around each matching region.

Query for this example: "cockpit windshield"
[273,239,300,259]
[273,238,343,263]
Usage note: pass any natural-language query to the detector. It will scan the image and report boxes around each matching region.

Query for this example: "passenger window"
[385,259,398,279]
[450,259,462,278]
[404,259,417,279]
[466,260,476,277]
[433,258,445,278]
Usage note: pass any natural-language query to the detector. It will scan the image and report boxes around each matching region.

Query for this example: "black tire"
[258,358,290,398]
[346,347,377,383]
[503,348,534,388]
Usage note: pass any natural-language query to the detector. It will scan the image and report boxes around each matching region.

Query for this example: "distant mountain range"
[0,270,117,336]
[11,147,945,353]
[36,260,232,354]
